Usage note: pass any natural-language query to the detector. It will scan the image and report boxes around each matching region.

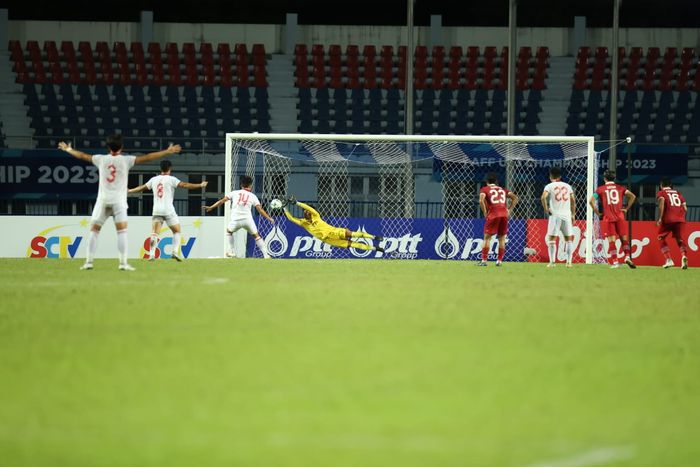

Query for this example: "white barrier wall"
[0,216,227,259]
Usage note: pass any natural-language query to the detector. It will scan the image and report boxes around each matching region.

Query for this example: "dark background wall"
[5,0,700,27]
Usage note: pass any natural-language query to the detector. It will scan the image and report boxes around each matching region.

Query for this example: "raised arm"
[203,195,230,213]
[178,180,208,190]
[255,204,275,224]
[134,144,182,165]
[128,184,149,194]
[283,209,303,227]
[58,142,92,163]
[296,201,319,216]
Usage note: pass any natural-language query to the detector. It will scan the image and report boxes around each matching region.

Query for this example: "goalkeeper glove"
[287,195,297,205]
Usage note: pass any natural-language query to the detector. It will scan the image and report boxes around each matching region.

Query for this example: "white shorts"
[153,213,180,227]
[91,201,128,226]
[227,218,258,236]
[547,215,573,238]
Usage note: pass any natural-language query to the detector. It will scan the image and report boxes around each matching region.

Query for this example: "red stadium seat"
[94,42,114,85]
[252,43,265,56]
[129,42,147,85]
[111,42,130,85]
[294,44,308,57]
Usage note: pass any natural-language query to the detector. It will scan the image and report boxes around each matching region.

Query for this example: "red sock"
[607,242,616,265]
[621,239,630,256]
[481,247,489,261]
[659,237,672,260]
[678,240,687,256]
[498,248,505,261]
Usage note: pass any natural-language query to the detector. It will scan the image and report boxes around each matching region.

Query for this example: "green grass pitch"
[1,258,699,466]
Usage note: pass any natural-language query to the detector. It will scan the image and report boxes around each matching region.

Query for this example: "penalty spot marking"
[524,445,636,467]
[202,277,229,285]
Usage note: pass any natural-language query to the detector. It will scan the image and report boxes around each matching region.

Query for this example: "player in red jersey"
[656,177,689,269]
[477,172,519,267]
[589,170,637,268]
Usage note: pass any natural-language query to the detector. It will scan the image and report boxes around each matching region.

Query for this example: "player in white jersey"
[540,167,577,267]
[128,160,208,261]
[58,135,181,270]
[204,175,274,258]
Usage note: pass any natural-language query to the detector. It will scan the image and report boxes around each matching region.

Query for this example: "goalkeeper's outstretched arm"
[296,201,319,217]
[283,208,303,227]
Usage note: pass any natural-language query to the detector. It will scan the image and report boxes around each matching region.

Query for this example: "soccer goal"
[224,133,601,263]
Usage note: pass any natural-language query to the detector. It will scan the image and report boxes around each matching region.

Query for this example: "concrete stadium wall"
[8,20,700,56]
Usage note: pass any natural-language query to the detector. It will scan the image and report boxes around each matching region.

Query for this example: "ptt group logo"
[27,224,83,258]
[263,225,422,259]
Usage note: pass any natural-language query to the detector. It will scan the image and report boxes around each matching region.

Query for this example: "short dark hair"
[660,177,672,188]
[106,134,123,153]
[603,169,615,182]
[240,175,253,188]
[485,172,498,184]
[160,160,172,172]
[549,167,562,179]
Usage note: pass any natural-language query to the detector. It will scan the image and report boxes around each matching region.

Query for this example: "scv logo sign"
[140,236,196,259]
[27,225,82,258]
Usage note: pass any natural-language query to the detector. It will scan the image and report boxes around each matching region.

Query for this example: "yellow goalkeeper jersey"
[284,202,345,241]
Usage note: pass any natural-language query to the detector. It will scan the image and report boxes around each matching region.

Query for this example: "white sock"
[227,233,235,254]
[565,241,574,263]
[255,237,270,258]
[149,235,159,258]
[86,229,99,264]
[547,241,556,263]
[172,232,181,256]
[117,229,128,265]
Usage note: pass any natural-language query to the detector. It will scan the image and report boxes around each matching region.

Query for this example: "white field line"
[201,277,230,285]
[524,446,636,467]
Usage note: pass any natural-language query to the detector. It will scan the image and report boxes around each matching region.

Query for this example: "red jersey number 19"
[605,189,620,206]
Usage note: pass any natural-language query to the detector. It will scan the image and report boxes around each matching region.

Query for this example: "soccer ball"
[270,199,283,210]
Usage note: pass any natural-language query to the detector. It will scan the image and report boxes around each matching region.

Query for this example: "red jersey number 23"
[489,188,506,204]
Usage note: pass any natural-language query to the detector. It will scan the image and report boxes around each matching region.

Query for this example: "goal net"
[224,133,602,263]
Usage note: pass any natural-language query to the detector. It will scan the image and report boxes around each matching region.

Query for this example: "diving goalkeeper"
[283,197,385,252]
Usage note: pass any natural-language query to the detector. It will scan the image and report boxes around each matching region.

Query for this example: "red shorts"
[601,219,627,238]
[658,222,685,239]
[484,216,508,237]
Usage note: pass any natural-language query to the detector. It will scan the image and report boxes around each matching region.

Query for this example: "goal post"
[224,133,600,264]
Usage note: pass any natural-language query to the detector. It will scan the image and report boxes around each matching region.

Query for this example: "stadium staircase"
[0,50,34,148]
[538,56,575,136]
[266,54,299,133]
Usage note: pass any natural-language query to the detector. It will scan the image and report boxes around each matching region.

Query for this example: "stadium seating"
[9,40,271,150]
[567,46,700,143]
[292,44,548,135]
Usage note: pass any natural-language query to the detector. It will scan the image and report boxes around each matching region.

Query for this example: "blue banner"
[253,217,527,261]
[0,149,98,197]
